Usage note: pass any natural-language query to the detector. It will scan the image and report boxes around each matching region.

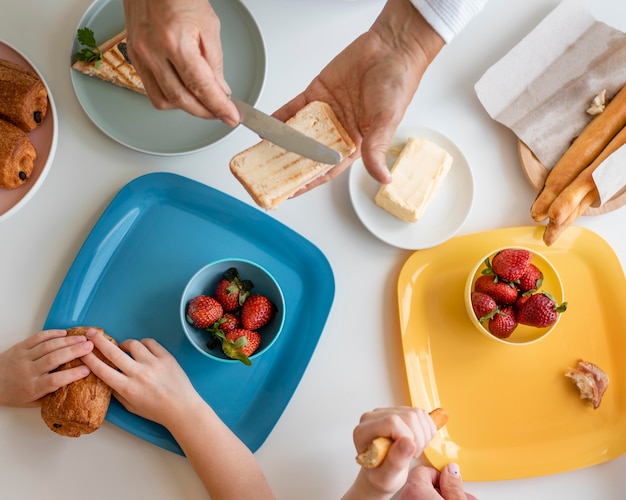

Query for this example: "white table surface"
[1,0,625,498]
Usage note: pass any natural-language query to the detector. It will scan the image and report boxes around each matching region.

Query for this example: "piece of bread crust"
[229,101,355,209]
[72,30,145,94]
[355,408,449,468]
[40,327,117,437]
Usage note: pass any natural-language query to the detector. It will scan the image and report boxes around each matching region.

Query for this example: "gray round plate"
[70,0,266,155]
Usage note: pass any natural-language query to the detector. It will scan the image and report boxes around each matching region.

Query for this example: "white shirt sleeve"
[409,0,487,43]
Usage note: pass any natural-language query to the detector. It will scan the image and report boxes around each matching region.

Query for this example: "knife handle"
[355,408,448,468]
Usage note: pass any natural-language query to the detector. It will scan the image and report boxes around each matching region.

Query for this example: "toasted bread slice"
[229,101,356,209]
[72,30,145,94]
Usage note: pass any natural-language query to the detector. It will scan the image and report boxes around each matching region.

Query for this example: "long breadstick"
[543,190,598,246]
[531,84,626,222]
[355,408,449,468]
[547,124,626,226]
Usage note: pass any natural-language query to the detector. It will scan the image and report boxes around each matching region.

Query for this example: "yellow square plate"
[398,226,626,481]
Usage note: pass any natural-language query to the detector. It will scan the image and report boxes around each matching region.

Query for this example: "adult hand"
[274,0,445,192]
[122,0,239,125]
[0,329,93,407]
[398,465,478,500]
[342,407,437,500]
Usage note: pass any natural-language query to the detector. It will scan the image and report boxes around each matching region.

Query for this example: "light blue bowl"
[180,258,285,362]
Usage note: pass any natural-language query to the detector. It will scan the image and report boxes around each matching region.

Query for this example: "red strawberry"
[474,275,519,306]
[514,293,531,314]
[471,292,498,322]
[518,263,543,292]
[221,328,261,365]
[212,267,253,312]
[214,313,240,334]
[241,294,276,330]
[516,292,567,328]
[488,307,517,339]
[489,248,532,282]
[186,295,223,329]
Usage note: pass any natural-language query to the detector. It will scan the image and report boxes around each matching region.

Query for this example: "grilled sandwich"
[72,30,145,94]
[229,101,356,209]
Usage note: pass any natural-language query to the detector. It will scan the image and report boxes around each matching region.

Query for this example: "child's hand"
[0,329,94,407]
[398,464,478,500]
[343,407,437,500]
[81,329,203,428]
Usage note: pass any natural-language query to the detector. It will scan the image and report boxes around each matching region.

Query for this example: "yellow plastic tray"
[398,226,626,481]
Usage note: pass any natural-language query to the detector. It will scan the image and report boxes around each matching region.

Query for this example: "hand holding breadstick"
[531,83,626,222]
[356,408,448,468]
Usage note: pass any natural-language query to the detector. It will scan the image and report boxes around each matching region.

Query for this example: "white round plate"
[0,40,58,223]
[349,126,474,250]
[70,0,266,155]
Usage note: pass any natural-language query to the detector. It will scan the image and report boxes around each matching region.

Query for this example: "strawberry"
[221,328,261,365]
[241,294,276,330]
[213,313,240,334]
[186,295,223,329]
[474,275,519,306]
[514,293,531,314]
[471,292,498,322]
[518,263,543,292]
[212,267,253,312]
[488,307,517,339]
[516,292,568,328]
[487,248,532,282]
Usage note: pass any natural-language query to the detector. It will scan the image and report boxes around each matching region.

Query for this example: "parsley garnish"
[74,27,102,68]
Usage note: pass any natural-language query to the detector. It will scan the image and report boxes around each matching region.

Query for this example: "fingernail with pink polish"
[447,462,461,477]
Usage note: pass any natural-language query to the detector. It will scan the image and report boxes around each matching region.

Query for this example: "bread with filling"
[40,327,117,437]
[72,30,145,94]
[0,119,36,189]
[0,57,48,132]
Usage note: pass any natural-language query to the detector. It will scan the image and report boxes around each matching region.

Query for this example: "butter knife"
[231,98,342,165]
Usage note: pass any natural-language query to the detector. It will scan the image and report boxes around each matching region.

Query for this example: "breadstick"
[531,83,626,222]
[547,124,626,225]
[355,408,449,468]
[543,190,597,246]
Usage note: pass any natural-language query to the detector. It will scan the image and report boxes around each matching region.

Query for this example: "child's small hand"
[0,329,94,407]
[398,464,478,500]
[343,407,437,500]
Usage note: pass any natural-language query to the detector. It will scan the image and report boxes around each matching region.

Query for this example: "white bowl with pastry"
[349,125,474,250]
[0,40,57,223]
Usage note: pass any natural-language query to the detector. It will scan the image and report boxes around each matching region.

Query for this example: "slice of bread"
[229,101,356,209]
[72,30,145,94]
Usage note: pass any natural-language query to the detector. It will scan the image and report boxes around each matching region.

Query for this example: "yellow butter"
[375,137,453,223]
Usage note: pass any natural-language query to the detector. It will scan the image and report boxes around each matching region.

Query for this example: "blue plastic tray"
[44,172,334,455]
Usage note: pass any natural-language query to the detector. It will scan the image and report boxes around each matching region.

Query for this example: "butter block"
[374,137,453,222]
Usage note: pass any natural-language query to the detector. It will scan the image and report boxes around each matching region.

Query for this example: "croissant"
[0,119,36,189]
[0,57,48,132]
[40,327,117,438]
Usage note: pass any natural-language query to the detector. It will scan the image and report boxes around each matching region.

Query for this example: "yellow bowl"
[464,246,564,345]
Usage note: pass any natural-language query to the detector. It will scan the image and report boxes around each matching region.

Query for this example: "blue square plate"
[44,173,334,455]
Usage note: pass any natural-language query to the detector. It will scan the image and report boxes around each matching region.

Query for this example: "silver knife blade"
[232,98,342,165]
